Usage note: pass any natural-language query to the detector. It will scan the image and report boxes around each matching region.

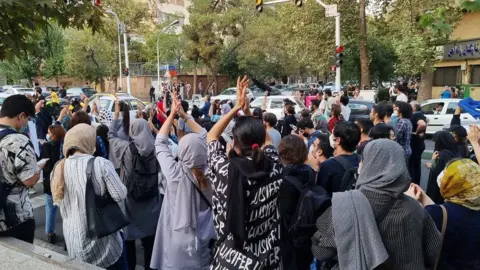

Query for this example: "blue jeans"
[106,232,128,270]
[45,194,57,234]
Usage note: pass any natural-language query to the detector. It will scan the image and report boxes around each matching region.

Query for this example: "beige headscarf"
[51,123,97,205]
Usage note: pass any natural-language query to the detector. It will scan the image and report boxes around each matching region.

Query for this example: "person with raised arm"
[150,94,215,270]
[207,76,283,270]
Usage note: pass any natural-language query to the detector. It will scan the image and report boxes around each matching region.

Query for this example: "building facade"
[434,12,480,99]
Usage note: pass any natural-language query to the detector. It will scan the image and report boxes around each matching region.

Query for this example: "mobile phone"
[37,158,49,167]
[290,124,298,131]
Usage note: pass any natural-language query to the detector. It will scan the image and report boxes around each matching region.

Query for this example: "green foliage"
[0,0,104,60]
[41,24,66,81]
[63,28,117,82]
[0,54,40,85]
[461,0,480,11]
[342,35,397,85]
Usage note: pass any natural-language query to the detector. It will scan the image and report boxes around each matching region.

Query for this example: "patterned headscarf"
[440,159,480,210]
[51,124,97,205]
[98,107,113,126]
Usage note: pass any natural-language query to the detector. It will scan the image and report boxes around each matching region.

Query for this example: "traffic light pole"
[123,29,131,95]
[263,0,341,92]
[335,14,341,93]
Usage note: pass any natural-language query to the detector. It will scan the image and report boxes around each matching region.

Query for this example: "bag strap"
[434,205,448,270]
[129,143,138,156]
[86,158,96,192]
[190,179,212,209]
[334,154,358,171]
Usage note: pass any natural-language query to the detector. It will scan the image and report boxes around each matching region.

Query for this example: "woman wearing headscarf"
[207,77,283,270]
[51,124,128,269]
[150,96,215,269]
[108,117,161,270]
[426,131,460,204]
[311,139,441,270]
[109,98,131,169]
[406,159,480,269]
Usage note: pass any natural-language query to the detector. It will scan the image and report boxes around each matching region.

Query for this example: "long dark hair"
[232,116,266,170]
[120,101,130,136]
[434,131,458,153]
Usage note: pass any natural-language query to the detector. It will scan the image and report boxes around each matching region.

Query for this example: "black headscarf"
[434,131,458,154]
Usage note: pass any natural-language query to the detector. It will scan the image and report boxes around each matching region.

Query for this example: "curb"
[422,151,433,160]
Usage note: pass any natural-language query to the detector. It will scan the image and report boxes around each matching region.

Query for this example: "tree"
[0,0,103,60]
[359,0,370,89]
[63,28,117,88]
[41,24,66,85]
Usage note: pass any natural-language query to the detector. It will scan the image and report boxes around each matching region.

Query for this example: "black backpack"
[334,154,360,191]
[284,170,331,247]
[128,144,160,202]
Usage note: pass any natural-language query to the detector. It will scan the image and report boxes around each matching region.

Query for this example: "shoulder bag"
[434,205,448,270]
[85,157,129,240]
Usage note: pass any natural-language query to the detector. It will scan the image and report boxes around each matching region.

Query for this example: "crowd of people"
[0,75,478,270]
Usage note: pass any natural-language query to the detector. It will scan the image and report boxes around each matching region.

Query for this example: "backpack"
[334,154,360,191]
[0,129,25,217]
[284,170,331,248]
[128,143,160,202]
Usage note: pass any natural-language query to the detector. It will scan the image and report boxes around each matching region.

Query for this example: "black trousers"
[409,149,424,185]
[125,234,155,270]
[0,219,35,244]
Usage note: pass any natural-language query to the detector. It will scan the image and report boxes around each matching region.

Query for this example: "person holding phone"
[40,124,66,244]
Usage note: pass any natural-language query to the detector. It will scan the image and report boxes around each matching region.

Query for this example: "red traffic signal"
[331,65,337,71]
[93,0,101,5]
[123,68,129,76]
[336,45,344,53]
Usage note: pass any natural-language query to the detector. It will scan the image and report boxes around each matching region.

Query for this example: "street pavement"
[29,138,437,269]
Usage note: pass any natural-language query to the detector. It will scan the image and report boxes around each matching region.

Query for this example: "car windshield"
[16,88,33,93]
[250,98,264,107]
[82,88,95,95]
[220,88,236,95]
[67,88,83,95]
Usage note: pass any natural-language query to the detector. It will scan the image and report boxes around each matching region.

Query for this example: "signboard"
[443,39,480,60]
[325,4,338,17]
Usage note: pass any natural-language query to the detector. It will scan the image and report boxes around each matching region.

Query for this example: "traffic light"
[255,0,263,12]
[123,67,129,76]
[294,0,302,7]
[335,45,344,67]
[93,0,101,5]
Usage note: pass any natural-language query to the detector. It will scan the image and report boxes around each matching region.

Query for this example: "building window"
[433,66,461,86]
[471,65,480,84]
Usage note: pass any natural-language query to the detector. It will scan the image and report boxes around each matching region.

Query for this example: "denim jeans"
[106,232,129,270]
[45,194,57,234]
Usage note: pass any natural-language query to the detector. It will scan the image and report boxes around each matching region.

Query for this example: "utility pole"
[262,0,341,92]
[123,24,131,95]
[106,9,123,91]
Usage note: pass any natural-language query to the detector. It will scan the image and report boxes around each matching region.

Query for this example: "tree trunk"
[359,0,370,89]
[418,69,433,101]
[193,60,198,97]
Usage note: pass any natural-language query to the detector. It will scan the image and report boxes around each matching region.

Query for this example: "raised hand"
[235,75,248,110]
[468,125,480,144]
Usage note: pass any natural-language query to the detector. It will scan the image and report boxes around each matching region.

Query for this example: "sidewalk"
[0,237,101,269]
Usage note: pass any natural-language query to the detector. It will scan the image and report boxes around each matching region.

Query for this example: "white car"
[250,96,305,120]
[4,87,36,96]
[88,94,146,120]
[0,93,10,110]
[421,98,477,135]
[211,87,254,103]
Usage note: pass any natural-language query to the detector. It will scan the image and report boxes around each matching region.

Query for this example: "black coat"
[40,140,62,195]
[282,115,297,137]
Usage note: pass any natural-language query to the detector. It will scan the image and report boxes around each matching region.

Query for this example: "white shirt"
[341,104,351,121]
[396,93,408,102]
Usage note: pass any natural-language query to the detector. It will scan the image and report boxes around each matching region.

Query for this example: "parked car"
[4,87,36,96]
[212,87,254,103]
[348,99,375,123]
[66,87,97,98]
[89,94,146,120]
[421,98,477,135]
[0,93,10,110]
[275,84,290,90]
[1,85,24,92]
[251,86,282,97]
[250,96,305,120]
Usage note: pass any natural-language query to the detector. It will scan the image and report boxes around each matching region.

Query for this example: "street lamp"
[157,20,180,95]
[106,9,123,92]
